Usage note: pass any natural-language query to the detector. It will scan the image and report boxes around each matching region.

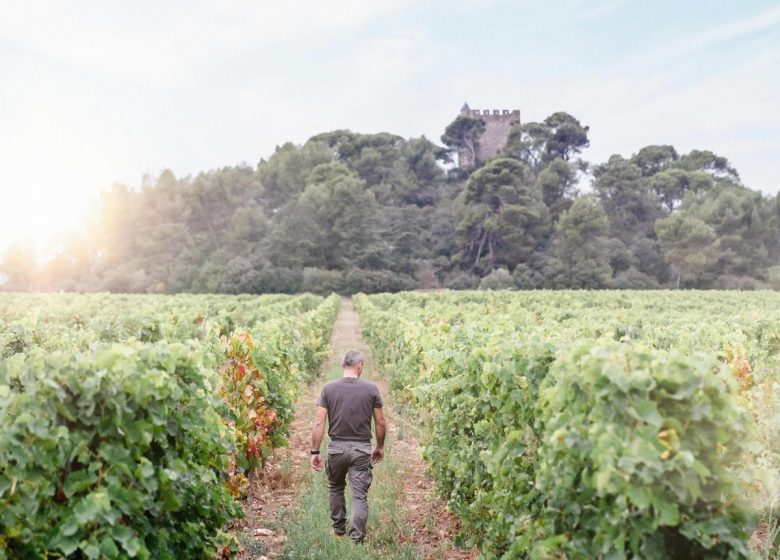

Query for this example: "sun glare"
[0,189,96,262]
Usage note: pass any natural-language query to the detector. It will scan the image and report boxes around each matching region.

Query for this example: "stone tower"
[457,102,520,168]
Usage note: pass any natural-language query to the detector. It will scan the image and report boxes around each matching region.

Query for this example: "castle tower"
[457,103,520,168]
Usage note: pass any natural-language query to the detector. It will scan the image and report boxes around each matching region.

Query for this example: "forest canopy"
[3,113,779,293]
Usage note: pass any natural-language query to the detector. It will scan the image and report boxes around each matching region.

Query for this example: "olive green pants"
[326,442,373,542]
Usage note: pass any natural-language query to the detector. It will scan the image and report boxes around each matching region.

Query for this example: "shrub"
[0,343,239,560]
[302,267,345,295]
[443,270,479,290]
[357,294,761,560]
[415,332,555,556]
[219,256,260,294]
[610,267,661,289]
[343,269,416,294]
[713,274,762,291]
[768,266,780,291]
[533,343,756,559]
[255,266,303,293]
[511,263,545,289]
[415,261,441,290]
[479,268,515,290]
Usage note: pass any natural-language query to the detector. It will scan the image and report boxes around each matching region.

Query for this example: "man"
[310,350,386,543]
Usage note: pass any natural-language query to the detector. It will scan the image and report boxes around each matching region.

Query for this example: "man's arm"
[372,407,386,464]
[310,406,327,471]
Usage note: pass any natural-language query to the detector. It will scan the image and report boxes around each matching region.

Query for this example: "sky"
[1,0,779,254]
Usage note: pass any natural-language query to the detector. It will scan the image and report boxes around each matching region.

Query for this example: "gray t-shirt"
[317,377,383,443]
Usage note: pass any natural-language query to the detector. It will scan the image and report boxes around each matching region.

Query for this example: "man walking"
[310,350,386,543]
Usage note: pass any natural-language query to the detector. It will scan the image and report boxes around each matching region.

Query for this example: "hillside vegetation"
[3,114,779,293]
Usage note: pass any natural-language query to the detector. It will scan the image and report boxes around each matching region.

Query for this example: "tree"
[441,115,486,169]
[229,205,269,246]
[631,145,679,177]
[655,212,720,288]
[0,243,38,290]
[503,112,589,171]
[630,236,670,284]
[257,141,333,213]
[769,193,780,264]
[675,149,740,184]
[627,146,739,212]
[535,158,579,220]
[42,232,98,291]
[455,158,549,273]
[310,131,447,206]
[16,116,776,294]
[269,163,387,271]
[683,186,773,282]
[499,112,588,228]
[546,195,612,288]
[649,168,714,212]
[398,136,448,206]
[543,112,590,161]
[591,155,667,282]
[503,121,550,170]
[95,183,141,265]
[219,255,261,294]
[382,206,432,275]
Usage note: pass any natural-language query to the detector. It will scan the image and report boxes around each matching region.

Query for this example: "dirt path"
[235,297,476,559]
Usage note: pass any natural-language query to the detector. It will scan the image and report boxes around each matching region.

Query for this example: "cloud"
[0,1,416,87]
[682,4,780,52]
[342,30,437,109]
[611,4,780,72]
[217,27,438,152]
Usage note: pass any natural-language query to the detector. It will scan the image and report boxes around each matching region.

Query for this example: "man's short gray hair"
[341,350,364,368]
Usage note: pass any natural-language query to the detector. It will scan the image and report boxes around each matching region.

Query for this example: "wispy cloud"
[617,4,780,70]
[0,1,416,86]
[683,4,780,52]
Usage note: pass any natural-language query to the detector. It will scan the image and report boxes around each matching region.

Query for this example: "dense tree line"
[3,113,779,293]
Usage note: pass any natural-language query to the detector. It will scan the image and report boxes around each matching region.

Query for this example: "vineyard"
[0,293,339,559]
[354,290,780,559]
[1,290,779,559]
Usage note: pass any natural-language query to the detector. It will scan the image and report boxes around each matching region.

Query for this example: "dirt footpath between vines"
[234,297,476,559]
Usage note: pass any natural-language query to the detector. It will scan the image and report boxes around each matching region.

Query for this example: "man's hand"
[371,447,384,465]
[310,406,327,472]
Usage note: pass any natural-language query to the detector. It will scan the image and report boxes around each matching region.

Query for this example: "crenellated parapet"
[462,108,520,119]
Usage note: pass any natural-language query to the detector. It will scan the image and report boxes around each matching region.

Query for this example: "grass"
[753,510,780,560]
[239,536,268,557]
[277,362,421,560]
[279,441,420,560]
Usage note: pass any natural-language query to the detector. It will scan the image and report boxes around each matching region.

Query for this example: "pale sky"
[1,0,779,254]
